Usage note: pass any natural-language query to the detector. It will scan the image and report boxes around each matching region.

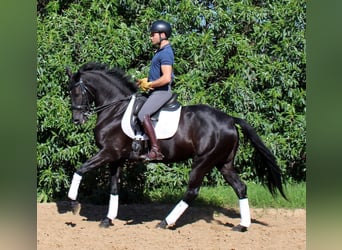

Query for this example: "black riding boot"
[140,115,164,161]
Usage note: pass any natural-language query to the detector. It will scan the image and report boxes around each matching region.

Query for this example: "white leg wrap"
[239,198,251,227]
[68,173,82,200]
[106,194,119,220]
[165,200,189,226]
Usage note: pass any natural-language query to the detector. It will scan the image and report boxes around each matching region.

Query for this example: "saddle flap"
[132,95,147,116]
[121,95,182,140]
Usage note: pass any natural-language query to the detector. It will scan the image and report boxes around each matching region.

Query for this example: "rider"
[137,20,174,161]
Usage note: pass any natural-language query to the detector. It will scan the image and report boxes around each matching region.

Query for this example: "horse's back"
[181,104,236,128]
[175,104,238,154]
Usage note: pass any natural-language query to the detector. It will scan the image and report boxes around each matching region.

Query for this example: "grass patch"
[145,182,306,209]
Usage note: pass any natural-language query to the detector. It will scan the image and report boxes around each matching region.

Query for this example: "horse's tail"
[233,117,287,200]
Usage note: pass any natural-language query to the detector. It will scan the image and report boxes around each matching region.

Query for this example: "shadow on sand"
[55,200,269,229]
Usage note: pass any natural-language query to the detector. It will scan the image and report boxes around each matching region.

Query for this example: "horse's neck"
[86,72,135,107]
[95,98,130,126]
[94,86,128,107]
[94,93,125,107]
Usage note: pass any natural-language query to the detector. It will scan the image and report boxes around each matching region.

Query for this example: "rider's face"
[150,32,166,46]
[150,32,159,45]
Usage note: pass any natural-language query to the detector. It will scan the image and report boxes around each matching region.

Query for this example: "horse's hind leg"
[218,160,251,232]
[158,162,209,229]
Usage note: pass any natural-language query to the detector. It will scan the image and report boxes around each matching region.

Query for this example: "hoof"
[232,224,248,232]
[70,200,80,215]
[156,220,176,230]
[99,217,113,228]
[156,220,168,229]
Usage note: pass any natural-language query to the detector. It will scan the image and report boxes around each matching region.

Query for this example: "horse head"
[66,63,138,125]
[66,66,94,124]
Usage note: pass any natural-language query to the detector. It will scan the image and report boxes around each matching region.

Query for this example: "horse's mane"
[78,62,138,93]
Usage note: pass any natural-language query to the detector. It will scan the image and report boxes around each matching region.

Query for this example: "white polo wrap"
[165,200,189,225]
[239,198,251,227]
[68,173,82,200]
[106,194,119,220]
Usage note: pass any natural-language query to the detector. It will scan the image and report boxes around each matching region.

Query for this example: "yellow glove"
[137,78,153,91]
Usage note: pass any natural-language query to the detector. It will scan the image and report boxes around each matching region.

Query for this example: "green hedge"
[37,0,306,202]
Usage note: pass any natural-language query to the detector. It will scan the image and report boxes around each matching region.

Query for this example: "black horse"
[66,62,286,232]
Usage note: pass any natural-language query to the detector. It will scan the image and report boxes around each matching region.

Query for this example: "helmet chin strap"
[158,33,168,45]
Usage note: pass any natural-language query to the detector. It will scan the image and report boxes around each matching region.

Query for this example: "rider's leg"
[137,90,172,160]
[141,114,164,160]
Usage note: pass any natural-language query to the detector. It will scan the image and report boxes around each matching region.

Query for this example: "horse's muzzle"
[73,119,82,125]
[71,109,88,124]
[72,115,87,125]
[73,118,87,125]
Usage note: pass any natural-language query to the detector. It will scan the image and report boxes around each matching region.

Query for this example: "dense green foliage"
[37,0,306,202]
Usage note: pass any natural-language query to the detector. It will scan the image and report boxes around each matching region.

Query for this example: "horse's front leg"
[99,164,120,228]
[67,149,111,214]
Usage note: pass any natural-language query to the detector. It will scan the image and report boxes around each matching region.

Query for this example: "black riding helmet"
[150,20,172,39]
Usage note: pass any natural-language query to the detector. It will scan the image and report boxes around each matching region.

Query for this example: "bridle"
[69,78,132,118]
[70,78,94,117]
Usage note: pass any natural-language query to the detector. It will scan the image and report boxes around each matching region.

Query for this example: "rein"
[90,96,131,115]
[70,78,132,117]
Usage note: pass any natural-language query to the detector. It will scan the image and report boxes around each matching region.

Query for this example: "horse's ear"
[66,67,72,79]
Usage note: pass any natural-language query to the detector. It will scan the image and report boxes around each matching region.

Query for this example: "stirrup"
[141,147,164,161]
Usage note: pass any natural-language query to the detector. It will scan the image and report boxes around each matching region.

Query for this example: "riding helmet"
[150,20,172,38]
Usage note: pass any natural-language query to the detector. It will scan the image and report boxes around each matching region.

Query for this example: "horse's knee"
[183,187,200,204]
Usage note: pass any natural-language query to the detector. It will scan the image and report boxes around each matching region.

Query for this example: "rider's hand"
[137,78,153,91]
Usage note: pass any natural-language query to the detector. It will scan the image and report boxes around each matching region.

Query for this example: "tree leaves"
[37,0,306,201]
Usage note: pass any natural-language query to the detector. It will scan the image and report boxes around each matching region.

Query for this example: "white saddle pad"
[121,95,182,140]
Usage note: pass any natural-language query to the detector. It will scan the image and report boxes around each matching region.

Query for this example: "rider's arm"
[149,65,172,88]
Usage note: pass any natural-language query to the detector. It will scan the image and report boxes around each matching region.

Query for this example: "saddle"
[121,93,182,160]
[130,93,180,135]
[121,93,182,140]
